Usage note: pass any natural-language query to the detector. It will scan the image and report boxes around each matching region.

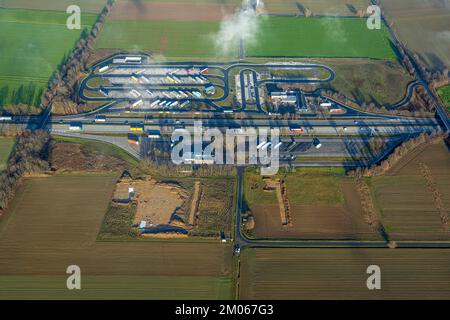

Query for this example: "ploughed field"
[263,0,370,15]
[244,168,379,240]
[240,248,450,299]
[0,175,233,299]
[368,141,450,240]
[0,0,107,12]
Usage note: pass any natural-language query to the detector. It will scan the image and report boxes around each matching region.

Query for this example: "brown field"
[245,169,378,240]
[110,0,238,21]
[386,141,450,176]
[251,180,377,240]
[0,0,107,13]
[369,140,450,240]
[379,0,450,70]
[192,178,235,238]
[263,0,370,15]
[0,175,233,299]
[50,142,130,173]
[240,248,450,299]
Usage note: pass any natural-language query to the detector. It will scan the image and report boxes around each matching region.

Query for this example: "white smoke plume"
[212,0,265,57]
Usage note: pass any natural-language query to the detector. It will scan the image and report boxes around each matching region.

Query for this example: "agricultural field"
[379,0,450,70]
[50,136,140,170]
[438,84,450,110]
[246,16,396,60]
[239,248,450,300]
[0,136,14,171]
[368,140,450,240]
[95,20,231,59]
[193,178,235,238]
[0,8,97,112]
[0,175,233,299]
[110,0,239,21]
[244,168,378,240]
[95,0,239,59]
[0,0,107,13]
[324,59,414,105]
[263,0,370,15]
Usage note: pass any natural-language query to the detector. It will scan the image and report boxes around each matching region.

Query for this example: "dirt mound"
[49,142,127,172]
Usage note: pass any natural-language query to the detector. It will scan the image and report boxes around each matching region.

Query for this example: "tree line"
[43,0,115,114]
[0,131,50,211]
[349,132,448,177]
[0,83,44,112]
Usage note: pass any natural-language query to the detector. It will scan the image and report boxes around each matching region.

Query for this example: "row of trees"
[321,90,434,117]
[42,0,115,114]
[0,131,50,211]
[0,83,44,110]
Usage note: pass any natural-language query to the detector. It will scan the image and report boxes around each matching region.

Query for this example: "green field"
[95,20,237,59]
[247,16,396,60]
[0,136,14,171]
[244,167,346,207]
[0,175,233,299]
[438,85,450,110]
[0,8,97,110]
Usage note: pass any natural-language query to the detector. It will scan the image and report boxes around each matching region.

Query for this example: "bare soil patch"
[113,177,188,226]
[49,142,127,172]
[109,1,237,21]
[251,178,377,240]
